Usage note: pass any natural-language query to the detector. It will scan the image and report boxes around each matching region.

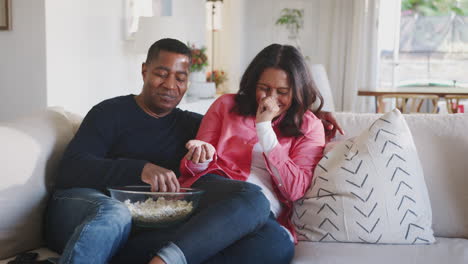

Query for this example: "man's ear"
[142,62,147,78]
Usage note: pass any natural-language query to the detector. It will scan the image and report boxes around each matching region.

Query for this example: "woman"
[179,44,326,262]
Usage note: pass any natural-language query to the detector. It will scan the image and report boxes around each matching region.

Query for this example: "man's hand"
[316,111,345,142]
[185,140,215,164]
[256,96,282,123]
[141,163,180,192]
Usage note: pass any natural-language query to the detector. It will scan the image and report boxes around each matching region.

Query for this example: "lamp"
[125,0,153,40]
[156,0,173,17]
[206,0,223,82]
[125,0,173,40]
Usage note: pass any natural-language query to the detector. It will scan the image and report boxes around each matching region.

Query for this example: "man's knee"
[45,188,132,251]
[97,197,133,230]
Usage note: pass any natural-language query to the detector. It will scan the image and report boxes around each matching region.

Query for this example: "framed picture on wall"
[0,0,10,30]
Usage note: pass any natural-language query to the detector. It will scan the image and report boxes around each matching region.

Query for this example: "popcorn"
[124,197,193,223]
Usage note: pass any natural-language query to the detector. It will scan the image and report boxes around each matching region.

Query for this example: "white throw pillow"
[293,109,435,244]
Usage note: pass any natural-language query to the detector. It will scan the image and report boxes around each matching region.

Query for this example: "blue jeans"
[45,188,132,264]
[112,174,294,264]
[45,174,294,264]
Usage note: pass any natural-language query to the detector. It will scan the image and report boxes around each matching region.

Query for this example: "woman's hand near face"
[185,139,215,164]
[256,96,282,123]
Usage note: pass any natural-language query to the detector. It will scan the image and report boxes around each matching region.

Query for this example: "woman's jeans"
[45,174,294,264]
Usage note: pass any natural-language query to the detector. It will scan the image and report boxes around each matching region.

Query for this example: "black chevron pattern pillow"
[293,109,435,244]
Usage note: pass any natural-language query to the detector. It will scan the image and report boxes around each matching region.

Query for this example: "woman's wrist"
[256,122,278,153]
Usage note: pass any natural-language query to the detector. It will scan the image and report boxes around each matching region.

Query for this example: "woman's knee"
[237,181,270,216]
[256,220,295,263]
[195,175,270,215]
[274,236,295,264]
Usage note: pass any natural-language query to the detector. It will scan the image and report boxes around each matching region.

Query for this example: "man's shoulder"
[175,108,203,125]
[83,95,135,122]
[95,95,134,110]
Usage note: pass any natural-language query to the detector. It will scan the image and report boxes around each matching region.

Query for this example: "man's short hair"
[145,38,192,64]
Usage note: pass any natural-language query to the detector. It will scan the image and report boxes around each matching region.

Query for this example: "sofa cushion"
[292,237,468,264]
[0,109,76,259]
[293,109,434,244]
[333,112,468,238]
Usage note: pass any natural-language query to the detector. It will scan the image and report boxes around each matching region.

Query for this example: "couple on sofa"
[44,38,343,264]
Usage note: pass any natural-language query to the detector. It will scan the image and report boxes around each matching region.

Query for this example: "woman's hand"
[141,163,180,192]
[256,96,282,123]
[315,111,345,141]
[185,140,215,164]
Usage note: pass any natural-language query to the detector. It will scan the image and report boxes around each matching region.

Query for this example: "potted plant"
[188,43,209,82]
[275,8,304,40]
[206,70,228,93]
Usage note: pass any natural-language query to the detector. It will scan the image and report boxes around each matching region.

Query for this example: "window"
[378,0,468,89]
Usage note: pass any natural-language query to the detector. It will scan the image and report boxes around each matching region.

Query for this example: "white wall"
[0,0,47,121]
[45,0,145,116]
[135,0,206,51]
[227,0,326,75]
[46,0,206,116]
[215,0,246,93]
[0,0,207,120]
[219,0,341,106]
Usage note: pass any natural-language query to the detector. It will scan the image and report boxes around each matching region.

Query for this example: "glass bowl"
[108,186,204,228]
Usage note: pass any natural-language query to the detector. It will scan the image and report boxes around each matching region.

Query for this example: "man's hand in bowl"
[185,140,215,164]
[141,163,180,192]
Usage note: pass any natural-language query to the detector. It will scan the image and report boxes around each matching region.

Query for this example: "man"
[45,39,297,264]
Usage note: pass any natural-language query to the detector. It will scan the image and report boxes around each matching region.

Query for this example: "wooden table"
[358,87,468,113]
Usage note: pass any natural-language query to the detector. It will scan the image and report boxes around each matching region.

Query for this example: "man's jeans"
[45,174,294,264]
[45,188,132,264]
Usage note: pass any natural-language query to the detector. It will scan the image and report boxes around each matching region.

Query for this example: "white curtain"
[343,0,380,112]
[311,0,380,112]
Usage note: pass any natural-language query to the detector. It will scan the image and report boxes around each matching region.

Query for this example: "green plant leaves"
[275,8,304,31]
[402,0,468,16]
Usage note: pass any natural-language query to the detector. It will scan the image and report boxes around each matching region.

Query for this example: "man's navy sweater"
[55,95,202,191]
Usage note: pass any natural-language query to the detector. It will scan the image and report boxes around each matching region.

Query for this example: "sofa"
[0,108,467,263]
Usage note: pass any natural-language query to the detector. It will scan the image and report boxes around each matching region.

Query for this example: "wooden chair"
[445,95,468,113]
[377,94,439,114]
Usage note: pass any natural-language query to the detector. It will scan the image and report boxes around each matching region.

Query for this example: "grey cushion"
[293,237,468,264]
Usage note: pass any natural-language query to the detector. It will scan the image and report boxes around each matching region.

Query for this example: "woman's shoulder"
[303,110,321,122]
[216,93,236,104]
[301,110,325,134]
[210,93,237,112]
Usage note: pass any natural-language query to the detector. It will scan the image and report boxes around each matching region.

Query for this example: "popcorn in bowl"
[124,197,193,223]
[108,186,204,228]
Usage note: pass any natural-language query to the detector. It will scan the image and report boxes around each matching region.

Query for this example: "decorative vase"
[189,70,206,83]
[187,69,216,99]
[189,82,216,99]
